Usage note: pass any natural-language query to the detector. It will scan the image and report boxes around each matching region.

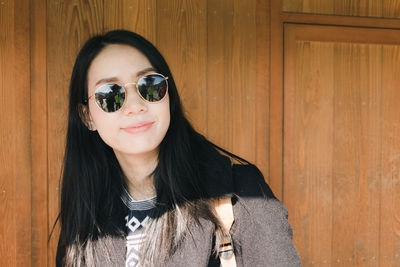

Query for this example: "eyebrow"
[94,67,157,86]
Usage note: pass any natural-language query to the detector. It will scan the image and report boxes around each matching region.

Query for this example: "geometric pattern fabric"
[121,189,156,267]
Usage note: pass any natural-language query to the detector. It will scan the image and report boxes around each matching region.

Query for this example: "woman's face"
[86,44,170,157]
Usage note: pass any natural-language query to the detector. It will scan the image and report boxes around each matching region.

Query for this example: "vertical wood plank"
[331,44,360,265]
[282,24,298,259]
[230,0,257,163]
[380,45,400,266]
[270,0,284,199]
[206,0,234,152]
[104,0,157,44]
[207,0,263,171]
[13,0,32,263]
[351,44,382,266]
[46,0,103,264]
[255,0,270,179]
[156,0,207,133]
[289,41,335,265]
[0,0,16,266]
[31,0,48,265]
[0,0,31,265]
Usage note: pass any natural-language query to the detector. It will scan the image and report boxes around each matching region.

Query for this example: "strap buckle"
[218,233,234,259]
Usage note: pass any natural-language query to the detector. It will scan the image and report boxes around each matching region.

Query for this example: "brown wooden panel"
[31,0,48,266]
[156,0,208,132]
[284,24,400,266]
[0,1,17,266]
[46,0,103,264]
[13,1,32,265]
[206,0,268,174]
[270,0,284,198]
[255,0,270,179]
[206,0,234,152]
[380,45,400,266]
[285,40,335,265]
[0,0,31,265]
[104,0,157,44]
[230,0,257,163]
[331,43,382,266]
[283,0,400,19]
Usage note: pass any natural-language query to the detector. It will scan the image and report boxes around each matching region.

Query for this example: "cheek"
[89,104,118,138]
[159,98,171,132]
[88,101,101,121]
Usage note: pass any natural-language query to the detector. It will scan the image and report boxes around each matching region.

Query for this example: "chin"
[114,143,160,156]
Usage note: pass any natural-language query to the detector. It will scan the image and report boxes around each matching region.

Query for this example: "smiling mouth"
[122,122,154,133]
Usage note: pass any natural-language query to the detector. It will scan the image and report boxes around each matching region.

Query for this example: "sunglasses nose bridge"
[121,82,147,113]
[124,82,137,88]
[123,82,139,96]
[122,82,135,93]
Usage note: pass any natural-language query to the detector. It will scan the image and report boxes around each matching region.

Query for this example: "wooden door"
[284,24,400,266]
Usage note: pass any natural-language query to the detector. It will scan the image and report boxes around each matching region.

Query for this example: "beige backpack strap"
[214,197,237,267]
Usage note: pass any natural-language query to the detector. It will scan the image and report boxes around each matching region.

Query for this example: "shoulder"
[230,164,302,266]
[231,163,276,199]
[231,164,287,225]
[231,164,290,234]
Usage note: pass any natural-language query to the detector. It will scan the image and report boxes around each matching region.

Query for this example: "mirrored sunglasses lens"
[94,84,125,112]
[138,74,168,102]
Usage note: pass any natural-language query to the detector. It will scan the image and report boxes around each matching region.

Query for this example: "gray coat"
[57,164,302,266]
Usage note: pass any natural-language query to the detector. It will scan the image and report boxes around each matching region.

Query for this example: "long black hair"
[57,30,248,266]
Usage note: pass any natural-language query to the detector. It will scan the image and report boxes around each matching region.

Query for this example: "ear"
[77,103,97,131]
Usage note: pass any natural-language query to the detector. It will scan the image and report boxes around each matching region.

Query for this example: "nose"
[122,84,147,115]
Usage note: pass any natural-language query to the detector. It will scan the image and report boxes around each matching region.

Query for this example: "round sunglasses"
[87,73,168,113]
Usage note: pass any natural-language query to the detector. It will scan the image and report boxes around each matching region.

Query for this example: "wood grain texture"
[285,40,335,265]
[206,0,234,153]
[380,45,400,266]
[13,0,32,265]
[255,0,270,180]
[270,0,284,199]
[331,43,382,266]
[230,0,257,163]
[7,0,400,265]
[31,0,48,266]
[282,12,400,30]
[284,24,400,266]
[0,0,31,265]
[0,1,17,266]
[283,0,400,19]
[206,0,263,169]
[13,0,31,266]
[104,0,157,44]
[156,0,208,133]
[46,0,103,263]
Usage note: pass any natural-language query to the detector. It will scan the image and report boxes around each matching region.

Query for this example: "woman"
[56,30,301,267]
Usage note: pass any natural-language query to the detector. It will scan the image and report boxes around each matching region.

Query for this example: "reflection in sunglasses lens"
[95,84,125,112]
[138,75,167,102]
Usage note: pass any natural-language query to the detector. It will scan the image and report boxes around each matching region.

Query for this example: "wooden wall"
[274,0,400,266]
[1,0,400,266]
[1,0,269,266]
[0,0,31,266]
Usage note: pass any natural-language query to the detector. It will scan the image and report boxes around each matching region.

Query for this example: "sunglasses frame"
[87,73,169,113]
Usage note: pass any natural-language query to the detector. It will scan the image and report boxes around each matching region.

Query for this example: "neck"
[114,149,158,201]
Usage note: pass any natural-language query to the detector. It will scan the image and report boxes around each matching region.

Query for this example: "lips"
[122,121,154,134]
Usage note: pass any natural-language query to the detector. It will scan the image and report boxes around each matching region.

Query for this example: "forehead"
[87,44,153,85]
